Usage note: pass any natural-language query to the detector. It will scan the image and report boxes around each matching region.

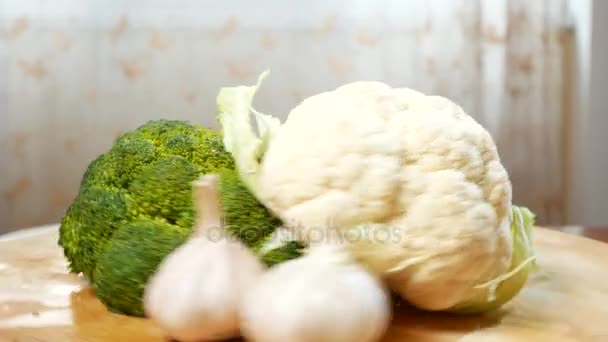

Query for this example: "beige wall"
[0,0,575,233]
[577,0,608,226]
[563,0,608,227]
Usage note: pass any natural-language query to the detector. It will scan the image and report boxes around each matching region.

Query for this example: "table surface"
[1,224,608,342]
[551,226,608,243]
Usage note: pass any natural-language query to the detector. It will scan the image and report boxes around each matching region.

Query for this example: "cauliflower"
[217,71,536,313]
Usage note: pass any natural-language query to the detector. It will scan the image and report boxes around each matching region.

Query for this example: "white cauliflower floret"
[256,81,513,310]
[259,82,404,231]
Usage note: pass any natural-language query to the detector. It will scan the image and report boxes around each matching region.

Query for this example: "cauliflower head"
[217,72,533,313]
[260,82,512,311]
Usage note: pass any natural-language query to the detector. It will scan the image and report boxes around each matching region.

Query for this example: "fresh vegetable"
[59,120,234,280]
[144,174,266,342]
[240,243,392,342]
[216,71,537,313]
[58,119,301,316]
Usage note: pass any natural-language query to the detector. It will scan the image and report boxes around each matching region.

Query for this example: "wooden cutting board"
[1,225,608,342]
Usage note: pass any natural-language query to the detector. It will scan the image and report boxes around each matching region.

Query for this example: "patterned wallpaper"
[0,0,569,232]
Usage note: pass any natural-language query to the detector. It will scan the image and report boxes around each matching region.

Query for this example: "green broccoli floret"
[217,169,304,266]
[218,169,282,247]
[93,218,188,316]
[58,119,301,317]
[59,186,129,280]
[260,241,304,267]
[127,156,201,228]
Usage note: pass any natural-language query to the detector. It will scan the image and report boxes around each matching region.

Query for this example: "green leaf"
[512,205,539,272]
[216,70,279,199]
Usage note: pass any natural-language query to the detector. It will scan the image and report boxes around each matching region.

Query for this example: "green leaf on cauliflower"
[216,70,280,199]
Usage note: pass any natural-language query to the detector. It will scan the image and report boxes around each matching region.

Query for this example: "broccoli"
[93,218,188,316]
[259,241,304,267]
[59,186,129,277]
[60,120,233,280]
[58,119,302,316]
[218,169,282,247]
[127,156,201,228]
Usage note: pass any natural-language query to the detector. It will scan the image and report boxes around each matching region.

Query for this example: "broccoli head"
[58,119,301,317]
[59,120,234,281]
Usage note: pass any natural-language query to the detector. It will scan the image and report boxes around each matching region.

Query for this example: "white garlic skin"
[143,236,265,342]
[240,244,392,342]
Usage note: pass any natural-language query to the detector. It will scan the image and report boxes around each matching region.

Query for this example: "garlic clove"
[240,243,392,342]
[143,174,267,341]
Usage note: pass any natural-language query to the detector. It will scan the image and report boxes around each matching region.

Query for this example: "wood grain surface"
[1,224,608,342]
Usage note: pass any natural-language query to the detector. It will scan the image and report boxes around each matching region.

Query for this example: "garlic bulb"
[143,174,266,342]
[240,243,392,342]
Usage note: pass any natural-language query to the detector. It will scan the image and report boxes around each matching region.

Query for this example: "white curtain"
[0,0,570,231]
